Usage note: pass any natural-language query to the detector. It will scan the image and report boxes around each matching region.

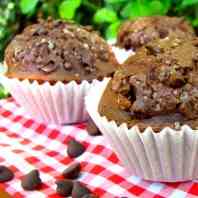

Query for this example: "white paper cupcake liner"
[85,79,198,182]
[0,75,108,125]
[111,46,134,64]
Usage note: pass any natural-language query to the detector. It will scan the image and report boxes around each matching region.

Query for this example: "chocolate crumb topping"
[99,35,198,131]
[117,16,195,50]
[5,19,117,82]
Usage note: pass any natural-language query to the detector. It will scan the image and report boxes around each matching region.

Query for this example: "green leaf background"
[59,0,81,20]
[94,8,118,24]
[19,0,39,15]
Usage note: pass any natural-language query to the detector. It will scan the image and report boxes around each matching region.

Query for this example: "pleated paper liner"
[111,46,134,64]
[1,75,109,125]
[85,78,198,182]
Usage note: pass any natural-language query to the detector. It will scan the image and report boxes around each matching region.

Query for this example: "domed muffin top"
[117,16,195,50]
[5,19,117,83]
[99,35,198,131]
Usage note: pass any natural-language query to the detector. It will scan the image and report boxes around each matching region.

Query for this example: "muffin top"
[99,35,198,131]
[5,19,118,83]
[117,16,195,50]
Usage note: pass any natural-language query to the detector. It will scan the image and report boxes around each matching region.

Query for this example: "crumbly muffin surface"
[99,36,198,131]
[5,19,117,83]
[117,16,195,50]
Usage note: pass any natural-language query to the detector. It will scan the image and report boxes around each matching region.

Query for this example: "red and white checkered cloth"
[0,98,197,198]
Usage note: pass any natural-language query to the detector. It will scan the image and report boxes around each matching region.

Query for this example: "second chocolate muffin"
[99,35,198,131]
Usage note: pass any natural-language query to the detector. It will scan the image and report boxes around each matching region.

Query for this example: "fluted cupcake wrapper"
[85,79,198,182]
[111,46,134,64]
[0,75,109,125]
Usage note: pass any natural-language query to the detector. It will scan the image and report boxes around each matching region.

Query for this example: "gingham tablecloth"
[0,98,198,198]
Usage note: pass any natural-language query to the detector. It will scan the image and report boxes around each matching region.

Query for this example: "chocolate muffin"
[2,19,118,124]
[5,19,118,83]
[117,16,195,50]
[99,35,198,131]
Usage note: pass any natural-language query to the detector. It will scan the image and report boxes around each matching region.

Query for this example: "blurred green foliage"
[1,0,198,98]
[0,0,20,61]
[2,0,198,60]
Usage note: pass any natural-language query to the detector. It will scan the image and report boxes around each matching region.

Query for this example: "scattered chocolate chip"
[21,170,42,191]
[62,162,81,179]
[72,182,90,198]
[0,166,14,182]
[67,140,85,158]
[86,119,101,136]
[56,179,73,197]
[82,194,99,198]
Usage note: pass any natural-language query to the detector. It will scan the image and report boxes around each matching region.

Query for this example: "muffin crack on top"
[5,19,118,83]
[99,34,198,131]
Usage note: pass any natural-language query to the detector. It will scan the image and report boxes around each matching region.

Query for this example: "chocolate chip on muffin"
[5,19,118,83]
[117,16,195,50]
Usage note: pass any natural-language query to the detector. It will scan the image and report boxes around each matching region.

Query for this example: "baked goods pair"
[2,16,198,182]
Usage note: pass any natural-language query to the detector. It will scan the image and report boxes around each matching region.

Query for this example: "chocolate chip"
[67,140,85,158]
[62,162,81,179]
[86,119,101,136]
[72,182,90,198]
[56,179,73,197]
[82,194,99,198]
[21,170,42,191]
[0,166,14,182]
